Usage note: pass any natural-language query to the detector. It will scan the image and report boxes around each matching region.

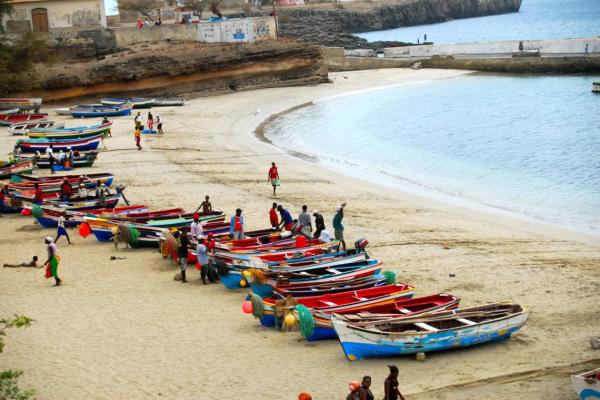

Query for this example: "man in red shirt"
[33,183,44,205]
[267,162,280,195]
[60,178,72,202]
[269,202,279,229]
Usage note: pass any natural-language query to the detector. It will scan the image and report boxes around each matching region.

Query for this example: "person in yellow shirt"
[134,127,142,150]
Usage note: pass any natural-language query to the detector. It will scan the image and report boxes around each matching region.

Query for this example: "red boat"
[0,113,48,126]
[273,275,387,298]
[12,172,113,183]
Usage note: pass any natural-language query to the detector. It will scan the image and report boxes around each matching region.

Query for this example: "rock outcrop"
[271,0,522,48]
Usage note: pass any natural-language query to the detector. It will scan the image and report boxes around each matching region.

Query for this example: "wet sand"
[1,68,599,400]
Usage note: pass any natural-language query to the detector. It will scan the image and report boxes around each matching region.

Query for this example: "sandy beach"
[1,68,599,400]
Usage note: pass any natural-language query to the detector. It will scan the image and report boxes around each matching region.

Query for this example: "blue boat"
[331,303,529,361]
[70,104,133,118]
[219,268,245,289]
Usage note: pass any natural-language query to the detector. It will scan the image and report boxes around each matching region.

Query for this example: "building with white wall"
[1,0,107,32]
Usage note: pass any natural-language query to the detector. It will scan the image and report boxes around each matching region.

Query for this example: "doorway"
[31,8,49,32]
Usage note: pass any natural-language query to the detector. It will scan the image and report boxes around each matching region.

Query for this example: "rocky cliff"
[272,0,522,48]
[16,40,326,101]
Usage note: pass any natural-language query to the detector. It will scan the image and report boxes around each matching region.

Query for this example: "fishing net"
[295,304,315,339]
[10,175,22,183]
[275,296,299,332]
[247,268,267,285]
[160,231,178,259]
[383,271,397,284]
[129,227,140,247]
[250,293,264,319]
[31,204,43,218]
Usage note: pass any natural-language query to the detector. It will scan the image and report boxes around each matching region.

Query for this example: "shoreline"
[1,68,599,400]
[254,77,600,248]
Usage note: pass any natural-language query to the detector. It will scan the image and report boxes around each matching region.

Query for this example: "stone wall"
[114,24,197,46]
[384,38,600,58]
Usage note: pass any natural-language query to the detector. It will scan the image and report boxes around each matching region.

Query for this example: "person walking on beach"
[585,43,589,56]
[384,365,406,400]
[312,210,325,239]
[134,126,142,150]
[55,212,72,245]
[333,202,347,251]
[230,208,245,239]
[177,230,189,283]
[347,381,361,400]
[44,237,61,286]
[189,213,204,240]
[277,205,293,231]
[4,256,40,268]
[156,114,164,135]
[269,202,279,229]
[34,183,44,205]
[196,237,209,284]
[195,195,212,214]
[206,232,218,282]
[147,111,154,130]
[298,205,313,238]
[268,162,280,195]
[359,376,374,400]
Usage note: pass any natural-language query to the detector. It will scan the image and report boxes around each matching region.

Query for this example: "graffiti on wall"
[252,18,270,40]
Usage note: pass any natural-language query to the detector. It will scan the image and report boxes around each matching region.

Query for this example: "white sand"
[1,68,599,400]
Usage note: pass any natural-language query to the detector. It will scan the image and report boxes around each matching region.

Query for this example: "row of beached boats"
[0,166,531,361]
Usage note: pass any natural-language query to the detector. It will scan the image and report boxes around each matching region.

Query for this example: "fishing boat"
[217,241,341,264]
[593,82,600,93]
[17,134,104,153]
[70,104,132,118]
[10,172,114,186]
[31,204,148,228]
[332,303,529,360]
[0,113,48,126]
[53,108,72,115]
[0,161,34,179]
[273,274,389,298]
[154,97,185,107]
[9,121,65,135]
[0,98,42,111]
[572,368,600,399]
[26,151,99,169]
[296,294,460,342]
[27,122,111,136]
[100,98,155,108]
[252,284,415,329]
[0,108,20,115]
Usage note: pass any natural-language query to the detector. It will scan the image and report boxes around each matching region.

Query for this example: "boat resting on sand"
[70,104,132,118]
[0,161,34,179]
[572,368,600,399]
[332,302,529,360]
[100,98,155,108]
[17,134,103,153]
[9,121,64,135]
[0,113,48,126]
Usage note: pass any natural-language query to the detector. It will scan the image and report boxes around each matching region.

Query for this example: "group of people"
[298,365,405,400]
[134,111,164,150]
[136,18,162,28]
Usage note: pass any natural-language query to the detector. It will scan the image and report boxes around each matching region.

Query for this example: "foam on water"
[265,75,600,235]
[357,0,600,43]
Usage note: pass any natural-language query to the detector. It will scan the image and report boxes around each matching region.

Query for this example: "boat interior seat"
[326,268,341,274]
[414,322,439,332]
[396,307,411,314]
[457,318,477,326]
[353,296,369,301]
[318,300,337,307]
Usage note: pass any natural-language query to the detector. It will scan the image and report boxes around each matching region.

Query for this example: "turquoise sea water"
[357,0,600,43]
[265,75,600,235]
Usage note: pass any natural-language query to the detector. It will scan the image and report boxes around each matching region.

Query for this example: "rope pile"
[295,305,315,338]
[383,271,397,284]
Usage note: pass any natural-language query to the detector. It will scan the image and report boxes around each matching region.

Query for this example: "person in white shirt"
[55,211,72,244]
[46,145,56,174]
[318,229,331,244]
[78,184,88,199]
[189,214,203,240]
[196,237,209,284]
[134,112,142,130]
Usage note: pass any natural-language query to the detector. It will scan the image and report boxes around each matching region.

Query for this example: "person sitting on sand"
[359,376,374,400]
[4,256,40,268]
[347,381,361,400]
[195,195,212,214]
[384,365,405,400]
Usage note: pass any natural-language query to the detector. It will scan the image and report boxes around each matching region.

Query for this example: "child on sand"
[4,256,40,268]
[134,127,142,150]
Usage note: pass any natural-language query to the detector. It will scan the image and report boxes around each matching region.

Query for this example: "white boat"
[572,368,600,399]
[0,108,20,115]
[100,98,155,108]
[593,82,600,93]
[153,97,185,107]
[53,108,72,115]
[9,121,65,135]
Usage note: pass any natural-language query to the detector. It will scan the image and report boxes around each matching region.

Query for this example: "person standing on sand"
[585,43,589,56]
[189,213,203,240]
[195,195,212,214]
[230,208,245,239]
[268,162,280,195]
[298,205,313,238]
[332,202,347,251]
[156,114,163,135]
[55,212,72,245]
[206,232,218,282]
[47,145,56,174]
[134,112,142,130]
[384,365,406,400]
[359,376,374,400]
[196,237,209,284]
[269,202,279,229]
[147,111,154,130]
[134,126,142,150]
[44,237,61,286]
[136,19,143,28]
[312,210,325,239]
[177,230,189,283]
[277,205,293,231]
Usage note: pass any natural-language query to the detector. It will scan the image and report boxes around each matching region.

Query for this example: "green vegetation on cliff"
[0,33,53,95]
